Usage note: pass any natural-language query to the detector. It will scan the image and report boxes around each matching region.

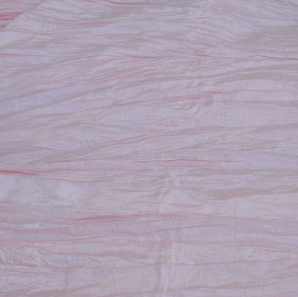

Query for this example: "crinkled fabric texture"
[0,0,44,29]
[1,0,298,296]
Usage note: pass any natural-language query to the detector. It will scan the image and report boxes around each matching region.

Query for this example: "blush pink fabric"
[0,0,44,29]
[1,0,298,296]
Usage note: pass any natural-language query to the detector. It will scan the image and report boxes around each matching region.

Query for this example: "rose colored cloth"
[0,0,44,29]
[1,0,298,296]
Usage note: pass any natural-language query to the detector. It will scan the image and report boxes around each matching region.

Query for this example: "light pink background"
[1,0,298,296]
